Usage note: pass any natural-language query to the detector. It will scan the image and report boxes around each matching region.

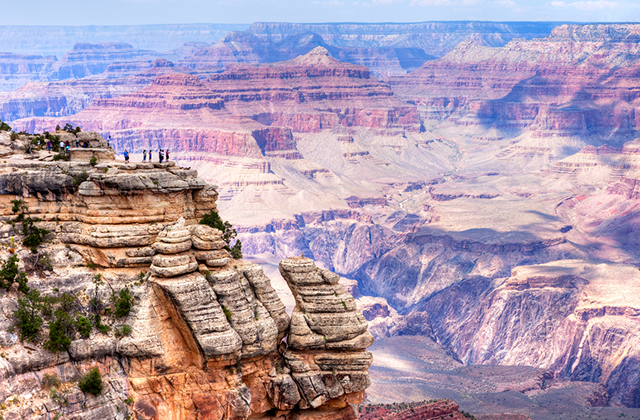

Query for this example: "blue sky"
[2,0,639,25]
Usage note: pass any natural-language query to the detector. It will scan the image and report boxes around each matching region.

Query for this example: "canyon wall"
[0,131,372,419]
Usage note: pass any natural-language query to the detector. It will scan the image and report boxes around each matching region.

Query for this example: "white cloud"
[409,0,456,5]
[551,0,618,10]
[494,0,517,7]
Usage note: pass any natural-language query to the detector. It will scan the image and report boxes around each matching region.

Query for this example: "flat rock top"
[509,259,640,310]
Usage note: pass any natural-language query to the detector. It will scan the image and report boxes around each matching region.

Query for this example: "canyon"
[0,130,373,419]
[2,21,640,419]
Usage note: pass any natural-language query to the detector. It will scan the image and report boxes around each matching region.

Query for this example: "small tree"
[114,288,134,318]
[44,309,74,352]
[14,291,43,341]
[78,368,103,396]
[0,254,20,290]
[76,316,92,339]
[199,210,243,259]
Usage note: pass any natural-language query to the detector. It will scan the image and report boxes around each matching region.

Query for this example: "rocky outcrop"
[279,257,373,409]
[0,132,372,419]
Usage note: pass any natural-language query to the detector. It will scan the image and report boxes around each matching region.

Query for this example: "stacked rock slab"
[149,218,244,360]
[279,257,374,414]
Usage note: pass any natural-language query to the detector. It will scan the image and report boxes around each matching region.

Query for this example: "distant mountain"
[0,23,250,57]
[179,21,563,78]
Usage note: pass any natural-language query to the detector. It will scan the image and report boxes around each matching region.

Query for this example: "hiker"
[124,150,129,164]
[165,149,169,161]
[46,140,51,152]
[159,149,164,163]
[75,137,79,148]
[142,150,147,162]
[59,140,64,151]
[65,143,70,155]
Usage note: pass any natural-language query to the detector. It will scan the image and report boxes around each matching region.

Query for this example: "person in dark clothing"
[124,150,129,164]
[165,149,169,161]
[142,150,147,162]
[46,140,51,152]
[75,137,79,148]
[159,149,164,163]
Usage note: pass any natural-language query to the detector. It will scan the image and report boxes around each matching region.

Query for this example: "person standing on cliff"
[46,140,51,152]
[159,149,164,163]
[124,149,129,164]
[165,149,169,161]
[142,149,147,162]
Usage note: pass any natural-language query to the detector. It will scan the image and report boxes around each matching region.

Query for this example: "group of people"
[123,148,170,164]
[45,139,91,153]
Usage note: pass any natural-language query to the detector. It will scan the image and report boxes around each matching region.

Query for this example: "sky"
[1,0,640,25]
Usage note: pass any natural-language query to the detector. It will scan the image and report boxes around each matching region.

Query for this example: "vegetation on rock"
[114,287,134,318]
[78,368,103,396]
[199,209,243,259]
[10,199,49,253]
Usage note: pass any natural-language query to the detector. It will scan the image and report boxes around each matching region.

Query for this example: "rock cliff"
[0,131,372,419]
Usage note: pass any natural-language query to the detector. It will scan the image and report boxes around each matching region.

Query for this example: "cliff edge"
[0,130,372,419]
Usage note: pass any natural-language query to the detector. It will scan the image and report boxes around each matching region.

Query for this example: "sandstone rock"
[151,240,192,254]
[241,263,290,335]
[207,269,280,358]
[265,373,302,410]
[152,273,243,358]
[192,236,226,250]
[280,257,374,350]
[68,337,117,360]
[193,249,230,261]
[150,261,198,277]
[206,257,230,267]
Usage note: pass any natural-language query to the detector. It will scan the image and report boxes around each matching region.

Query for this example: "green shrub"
[228,240,243,259]
[10,200,49,252]
[89,157,97,166]
[53,153,69,161]
[76,316,92,339]
[10,132,18,141]
[72,171,89,186]
[21,216,49,252]
[85,262,98,269]
[16,272,29,294]
[0,254,20,290]
[221,305,232,322]
[14,291,43,341]
[0,121,11,131]
[41,373,62,390]
[114,324,132,338]
[199,210,242,259]
[78,368,103,396]
[124,396,134,405]
[114,288,134,318]
[44,309,73,352]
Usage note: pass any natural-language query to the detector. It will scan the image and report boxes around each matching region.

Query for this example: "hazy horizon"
[2,0,639,26]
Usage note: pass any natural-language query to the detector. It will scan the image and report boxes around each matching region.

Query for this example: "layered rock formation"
[0,132,372,419]
[179,21,559,78]
[388,24,640,151]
